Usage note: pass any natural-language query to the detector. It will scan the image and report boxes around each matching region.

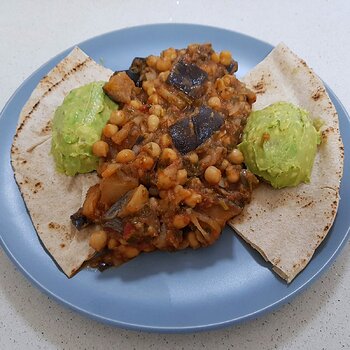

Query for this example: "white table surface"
[1,1,349,349]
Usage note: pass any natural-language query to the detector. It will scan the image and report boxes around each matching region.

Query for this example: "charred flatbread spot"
[272,257,281,264]
[60,243,66,248]
[15,58,90,135]
[312,87,325,101]
[48,222,60,230]
[301,201,314,208]
[253,78,266,94]
[41,120,52,134]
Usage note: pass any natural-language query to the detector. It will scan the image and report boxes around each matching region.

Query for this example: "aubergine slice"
[127,57,147,87]
[192,106,224,145]
[70,209,90,230]
[101,191,133,232]
[169,106,224,154]
[169,116,198,155]
[167,60,208,98]
[112,57,147,88]
[227,60,238,74]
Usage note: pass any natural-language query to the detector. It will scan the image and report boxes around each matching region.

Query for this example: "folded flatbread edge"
[11,47,113,277]
[230,43,344,283]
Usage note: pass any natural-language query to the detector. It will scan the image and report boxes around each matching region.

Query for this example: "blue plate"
[0,24,349,333]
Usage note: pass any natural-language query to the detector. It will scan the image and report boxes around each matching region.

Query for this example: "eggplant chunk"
[127,57,147,87]
[227,60,238,74]
[168,116,198,155]
[192,106,224,145]
[101,191,132,233]
[70,209,90,230]
[167,60,208,98]
[112,57,147,88]
[169,106,224,154]
[103,191,133,221]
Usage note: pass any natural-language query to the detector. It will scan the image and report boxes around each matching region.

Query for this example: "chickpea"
[221,87,235,100]
[147,87,156,96]
[119,245,140,259]
[143,246,156,253]
[111,127,129,145]
[223,75,232,86]
[163,47,177,60]
[220,159,230,170]
[216,78,226,92]
[176,169,188,185]
[220,50,232,66]
[115,149,136,163]
[173,214,190,229]
[160,134,172,148]
[143,142,161,158]
[142,81,156,96]
[142,80,151,89]
[188,152,199,164]
[157,172,173,190]
[204,165,222,185]
[92,140,109,157]
[101,163,120,178]
[226,166,240,183]
[161,148,177,162]
[146,55,158,67]
[89,230,108,252]
[137,155,154,170]
[222,135,231,147]
[156,57,172,72]
[108,238,118,250]
[184,193,202,208]
[109,110,126,126]
[159,70,170,82]
[148,93,159,105]
[174,185,191,201]
[130,99,142,109]
[211,52,220,63]
[124,246,140,259]
[147,114,160,132]
[208,96,221,110]
[188,231,200,249]
[103,123,118,138]
[228,149,244,164]
[149,104,164,117]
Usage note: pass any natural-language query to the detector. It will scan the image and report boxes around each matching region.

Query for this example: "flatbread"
[11,48,113,277]
[230,43,344,282]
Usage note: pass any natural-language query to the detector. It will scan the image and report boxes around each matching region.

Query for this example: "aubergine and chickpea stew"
[71,43,259,269]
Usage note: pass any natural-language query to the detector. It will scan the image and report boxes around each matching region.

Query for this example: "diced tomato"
[123,223,135,239]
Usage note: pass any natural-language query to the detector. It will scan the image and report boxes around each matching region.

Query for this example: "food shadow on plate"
[232,231,272,269]
[95,228,236,282]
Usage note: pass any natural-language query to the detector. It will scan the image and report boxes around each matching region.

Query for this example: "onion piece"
[190,211,221,242]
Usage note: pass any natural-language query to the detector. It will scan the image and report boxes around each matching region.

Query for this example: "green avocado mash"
[238,102,321,189]
[51,81,117,176]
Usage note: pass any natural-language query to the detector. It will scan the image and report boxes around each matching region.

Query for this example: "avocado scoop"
[238,101,321,189]
[51,81,117,176]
